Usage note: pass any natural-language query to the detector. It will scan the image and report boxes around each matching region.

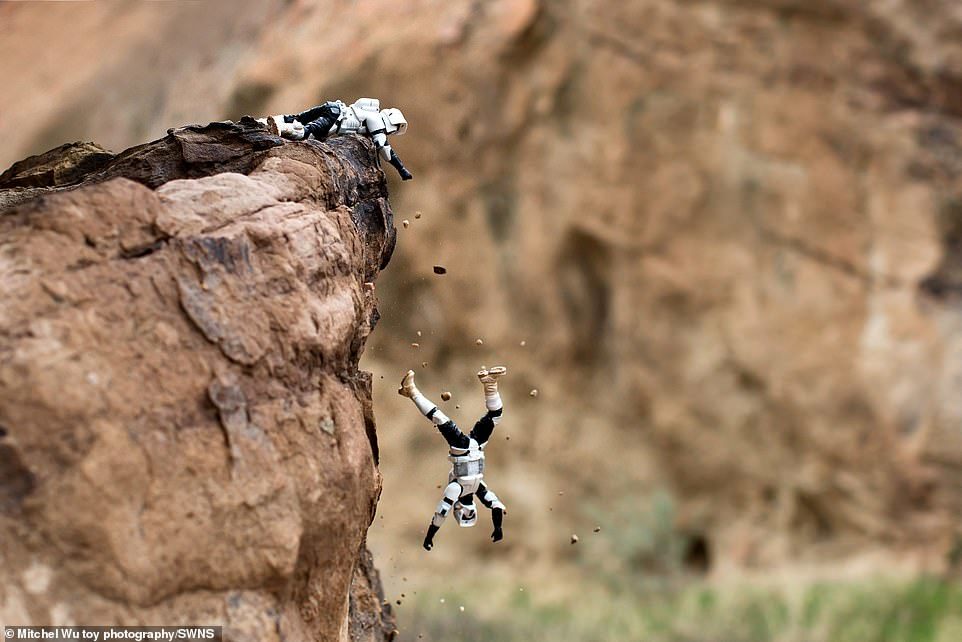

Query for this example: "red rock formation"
[0,120,396,641]
[4,0,962,578]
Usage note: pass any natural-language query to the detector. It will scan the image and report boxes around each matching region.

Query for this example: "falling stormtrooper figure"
[260,98,412,180]
[399,366,508,551]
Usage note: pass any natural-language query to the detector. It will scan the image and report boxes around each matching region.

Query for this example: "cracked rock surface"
[0,120,396,641]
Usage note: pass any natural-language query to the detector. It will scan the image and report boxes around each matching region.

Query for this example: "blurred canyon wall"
[4,0,962,572]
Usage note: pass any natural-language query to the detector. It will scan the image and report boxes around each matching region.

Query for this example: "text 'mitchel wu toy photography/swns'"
[2,1,962,641]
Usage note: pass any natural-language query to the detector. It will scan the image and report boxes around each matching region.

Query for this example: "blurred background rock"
[4,0,962,639]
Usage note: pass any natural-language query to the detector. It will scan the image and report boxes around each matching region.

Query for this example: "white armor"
[399,367,508,548]
[260,98,412,180]
[334,99,408,166]
[450,439,485,481]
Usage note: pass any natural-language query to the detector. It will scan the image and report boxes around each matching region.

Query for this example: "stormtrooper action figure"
[398,366,508,551]
[260,98,412,180]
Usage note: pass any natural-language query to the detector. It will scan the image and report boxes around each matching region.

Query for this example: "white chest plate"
[449,439,485,480]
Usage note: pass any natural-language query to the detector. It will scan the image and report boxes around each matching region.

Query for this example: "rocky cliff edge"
[0,119,397,641]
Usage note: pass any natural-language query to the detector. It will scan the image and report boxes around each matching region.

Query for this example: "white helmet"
[380,108,408,135]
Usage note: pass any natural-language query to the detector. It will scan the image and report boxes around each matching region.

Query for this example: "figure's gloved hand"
[423,524,439,551]
[491,507,504,542]
[289,121,306,140]
[389,150,413,181]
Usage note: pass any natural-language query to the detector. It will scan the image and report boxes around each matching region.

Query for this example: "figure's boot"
[478,365,507,399]
[262,115,306,140]
[400,370,449,422]
[398,370,419,398]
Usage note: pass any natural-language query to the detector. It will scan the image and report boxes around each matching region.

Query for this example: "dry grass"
[394,576,962,642]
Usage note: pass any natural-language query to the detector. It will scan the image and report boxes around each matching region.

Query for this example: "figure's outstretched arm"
[370,129,413,180]
[478,482,507,543]
[399,370,469,449]
[423,481,463,551]
[470,366,506,445]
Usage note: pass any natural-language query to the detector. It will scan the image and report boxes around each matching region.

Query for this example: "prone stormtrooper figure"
[398,366,508,551]
[260,98,412,180]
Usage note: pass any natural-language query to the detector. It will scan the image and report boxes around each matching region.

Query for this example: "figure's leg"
[477,482,507,542]
[399,370,472,450]
[470,366,506,443]
[424,481,461,551]
[479,366,507,416]
[399,370,450,425]
[298,102,341,140]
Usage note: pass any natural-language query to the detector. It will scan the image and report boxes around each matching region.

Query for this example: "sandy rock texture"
[0,120,397,641]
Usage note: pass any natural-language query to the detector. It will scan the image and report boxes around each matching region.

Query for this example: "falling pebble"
[415,211,422,219]
[396,600,402,606]
[593,526,602,533]
[417,331,422,337]
[441,391,452,401]
[411,343,420,349]
[403,577,408,582]
[459,606,465,612]
[529,389,539,397]
[519,587,524,592]
[439,598,445,603]
[455,404,461,409]
[421,361,428,368]
[433,265,447,275]
[571,534,579,544]
[520,340,527,347]
[505,435,510,441]
[402,219,410,228]
[476,338,484,346]
[401,593,406,598]
[558,491,564,496]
